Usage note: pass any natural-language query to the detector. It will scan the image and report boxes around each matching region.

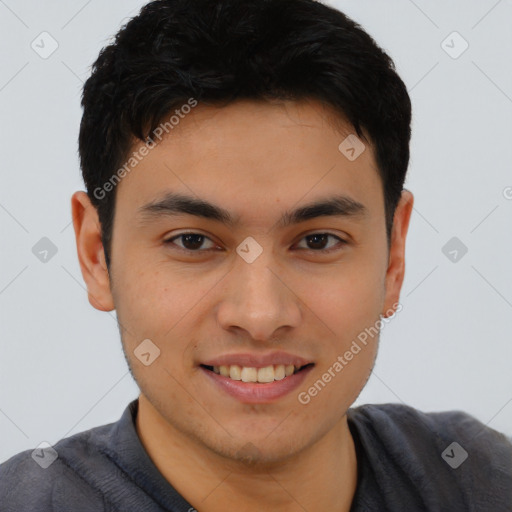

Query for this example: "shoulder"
[348,401,512,451]
[348,402,512,504]
[0,425,113,511]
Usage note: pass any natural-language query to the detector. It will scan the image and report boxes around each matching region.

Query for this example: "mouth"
[199,361,315,403]
[200,363,315,383]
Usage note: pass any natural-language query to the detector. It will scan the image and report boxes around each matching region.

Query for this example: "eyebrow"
[137,191,368,229]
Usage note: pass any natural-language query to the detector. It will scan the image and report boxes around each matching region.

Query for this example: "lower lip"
[200,365,314,404]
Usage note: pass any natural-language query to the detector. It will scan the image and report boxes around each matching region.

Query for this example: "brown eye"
[295,233,347,253]
[164,232,217,252]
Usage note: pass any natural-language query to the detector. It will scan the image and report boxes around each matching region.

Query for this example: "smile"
[199,362,315,403]
[201,363,313,383]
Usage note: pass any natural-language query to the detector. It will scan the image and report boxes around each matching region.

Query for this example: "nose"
[216,250,302,342]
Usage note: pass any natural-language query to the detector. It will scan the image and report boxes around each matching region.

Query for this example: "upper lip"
[201,351,313,368]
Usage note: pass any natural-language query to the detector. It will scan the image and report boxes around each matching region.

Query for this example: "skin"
[71,98,413,512]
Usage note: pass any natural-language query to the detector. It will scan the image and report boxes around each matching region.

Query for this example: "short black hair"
[79,0,411,270]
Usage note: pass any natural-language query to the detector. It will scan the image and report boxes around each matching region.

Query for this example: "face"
[73,99,412,465]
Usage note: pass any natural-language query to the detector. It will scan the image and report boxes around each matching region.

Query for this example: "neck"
[135,394,358,512]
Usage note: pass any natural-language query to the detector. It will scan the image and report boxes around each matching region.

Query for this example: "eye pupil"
[307,234,328,250]
[182,234,204,250]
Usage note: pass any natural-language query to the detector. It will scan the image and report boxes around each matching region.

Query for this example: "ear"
[71,191,115,312]
[382,189,414,317]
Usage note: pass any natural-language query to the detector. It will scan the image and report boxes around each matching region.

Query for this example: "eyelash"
[163,232,347,255]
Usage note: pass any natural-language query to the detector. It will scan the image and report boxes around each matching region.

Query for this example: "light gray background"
[1,0,511,464]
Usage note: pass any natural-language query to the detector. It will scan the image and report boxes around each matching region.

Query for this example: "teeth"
[211,364,303,383]
[257,365,274,383]
[274,364,285,380]
[241,367,258,382]
[229,365,242,380]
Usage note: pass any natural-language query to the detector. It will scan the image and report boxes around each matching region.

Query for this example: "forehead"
[115,99,384,227]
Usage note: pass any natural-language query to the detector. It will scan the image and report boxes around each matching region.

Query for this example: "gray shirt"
[1,399,511,511]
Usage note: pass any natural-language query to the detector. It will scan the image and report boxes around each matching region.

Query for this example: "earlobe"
[381,189,414,317]
[71,191,115,312]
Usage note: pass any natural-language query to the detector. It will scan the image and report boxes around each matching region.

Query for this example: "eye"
[294,233,347,253]
[163,232,218,252]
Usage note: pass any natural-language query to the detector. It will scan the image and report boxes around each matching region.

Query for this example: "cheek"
[296,270,383,413]
[112,264,212,351]
[112,266,172,339]
[113,268,200,390]
[299,263,385,341]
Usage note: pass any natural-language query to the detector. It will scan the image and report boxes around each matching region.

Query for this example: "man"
[1,0,511,510]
